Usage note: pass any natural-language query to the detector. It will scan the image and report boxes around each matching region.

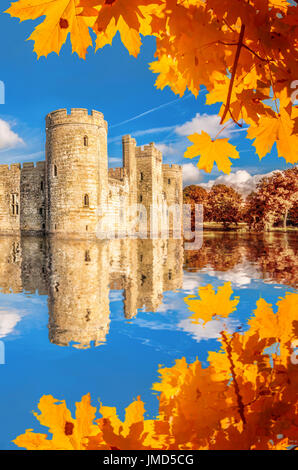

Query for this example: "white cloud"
[182,272,202,293]
[175,113,234,139]
[202,261,261,287]
[155,143,176,156]
[109,291,124,302]
[179,317,237,342]
[200,169,280,197]
[0,310,21,338]
[183,163,202,186]
[0,119,23,150]
[109,156,123,165]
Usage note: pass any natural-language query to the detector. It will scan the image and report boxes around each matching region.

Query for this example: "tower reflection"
[0,231,295,348]
[47,238,183,348]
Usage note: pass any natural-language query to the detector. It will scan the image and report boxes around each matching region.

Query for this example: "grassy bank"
[203,222,298,232]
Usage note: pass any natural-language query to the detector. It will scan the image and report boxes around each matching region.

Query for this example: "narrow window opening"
[41,180,44,191]
[168,178,171,185]
[84,194,89,207]
[86,225,89,231]
[53,165,57,177]
[140,172,144,181]
[85,250,91,262]
[11,194,19,216]
[39,207,43,215]
[139,194,143,203]
[84,136,88,147]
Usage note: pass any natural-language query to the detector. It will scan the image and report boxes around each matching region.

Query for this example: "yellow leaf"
[184,131,239,174]
[95,17,117,50]
[117,16,142,57]
[247,109,296,162]
[184,282,239,325]
[13,394,98,450]
[6,0,93,58]
[150,55,189,97]
[13,430,57,450]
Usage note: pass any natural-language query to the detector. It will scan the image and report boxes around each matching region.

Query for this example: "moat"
[0,232,296,449]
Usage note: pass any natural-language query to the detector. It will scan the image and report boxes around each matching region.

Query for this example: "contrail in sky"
[110,93,195,129]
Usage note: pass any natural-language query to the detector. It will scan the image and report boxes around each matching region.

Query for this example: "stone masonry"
[0,108,183,238]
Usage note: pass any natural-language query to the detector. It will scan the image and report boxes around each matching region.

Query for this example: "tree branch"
[221,331,247,426]
[220,24,246,125]
[218,40,268,63]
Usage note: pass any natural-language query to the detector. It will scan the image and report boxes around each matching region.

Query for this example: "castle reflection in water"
[0,232,296,349]
[0,236,183,348]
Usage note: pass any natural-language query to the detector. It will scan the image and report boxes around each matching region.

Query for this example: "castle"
[0,108,183,237]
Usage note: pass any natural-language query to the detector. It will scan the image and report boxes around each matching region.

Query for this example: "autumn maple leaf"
[82,0,156,31]
[184,131,239,174]
[184,282,239,326]
[6,0,95,58]
[79,0,161,57]
[247,108,297,162]
[13,394,99,450]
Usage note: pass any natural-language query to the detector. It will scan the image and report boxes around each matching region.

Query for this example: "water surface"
[0,232,296,449]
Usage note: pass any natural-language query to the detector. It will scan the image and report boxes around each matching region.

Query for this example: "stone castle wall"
[0,109,183,237]
[0,162,46,234]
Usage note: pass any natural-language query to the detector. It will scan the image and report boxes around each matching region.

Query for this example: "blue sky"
[0,3,294,189]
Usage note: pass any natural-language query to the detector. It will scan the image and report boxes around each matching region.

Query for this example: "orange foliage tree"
[206,184,243,227]
[5,0,298,173]
[13,286,298,450]
[244,167,298,230]
[183,184,209,228]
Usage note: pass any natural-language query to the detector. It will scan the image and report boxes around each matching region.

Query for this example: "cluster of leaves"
[5,0,298,173]
[244,167,298,230]
[14,285,298,450]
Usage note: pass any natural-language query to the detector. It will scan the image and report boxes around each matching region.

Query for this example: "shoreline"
[202,222,298,233]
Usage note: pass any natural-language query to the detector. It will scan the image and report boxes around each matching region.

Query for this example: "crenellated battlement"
[162,163,182,172]
[0,161,45,172]
[46,108,107,131]
[122,135,136,146]
[135,142,162,161]
[108,167,126,180]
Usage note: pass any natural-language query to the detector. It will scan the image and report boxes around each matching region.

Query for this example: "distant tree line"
[183,168,298,231]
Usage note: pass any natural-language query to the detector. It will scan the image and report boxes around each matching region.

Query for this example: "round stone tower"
[45,108,108,236]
